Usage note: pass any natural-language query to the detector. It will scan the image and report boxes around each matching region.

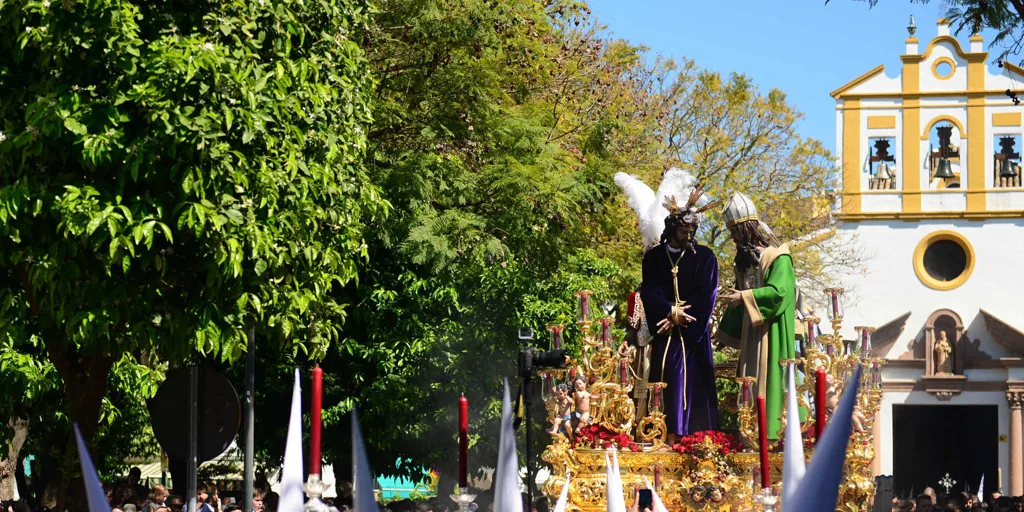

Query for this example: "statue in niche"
[935,330,954,375]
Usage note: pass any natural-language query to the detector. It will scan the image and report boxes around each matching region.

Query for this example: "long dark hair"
[732,219,773,280]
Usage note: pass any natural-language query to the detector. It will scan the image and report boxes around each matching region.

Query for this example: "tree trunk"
[42,339,116,512]
[0,417,29,501]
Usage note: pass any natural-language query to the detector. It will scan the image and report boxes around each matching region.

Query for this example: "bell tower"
[832,17,1024,495]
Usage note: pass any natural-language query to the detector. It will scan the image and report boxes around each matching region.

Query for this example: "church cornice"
[830,64,886,99]
[869,311,912,358]
[981,309,1024,357]
[836,209,1024,222]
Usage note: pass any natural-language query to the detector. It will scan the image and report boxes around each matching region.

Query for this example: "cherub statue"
[549,384,573,438]
[571,376,594,435]
[826,374,867,432]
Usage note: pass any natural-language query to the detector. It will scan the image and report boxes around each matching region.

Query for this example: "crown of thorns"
[662,183,722,222]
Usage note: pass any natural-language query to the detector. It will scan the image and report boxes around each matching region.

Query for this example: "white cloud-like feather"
[614,168,698,248]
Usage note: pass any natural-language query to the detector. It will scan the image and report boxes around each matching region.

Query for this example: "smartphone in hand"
[638,489,653,511]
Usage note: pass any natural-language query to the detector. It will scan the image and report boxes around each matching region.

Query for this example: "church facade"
[832,19,1024,496]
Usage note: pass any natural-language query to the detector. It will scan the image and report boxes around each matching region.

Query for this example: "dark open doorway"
[892,404,999,499]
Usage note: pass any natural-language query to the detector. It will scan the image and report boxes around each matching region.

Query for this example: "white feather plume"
[614,168,698,248]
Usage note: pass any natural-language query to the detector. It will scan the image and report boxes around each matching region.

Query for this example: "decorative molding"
[870,311,912,358]
[883,379,1008,393]
[923,374,967,400]
[831,65,886,99]
[982,311,1024,357]
[994,112,1023,127]
[867,115,897,129]
[921,115,967,140]
[836,209,1024,221]
[1008,391,1024,409]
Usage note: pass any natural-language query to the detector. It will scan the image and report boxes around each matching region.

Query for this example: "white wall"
[836,219,1024,358]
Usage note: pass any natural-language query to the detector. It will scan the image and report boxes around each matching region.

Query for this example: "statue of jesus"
[640,189,720,444]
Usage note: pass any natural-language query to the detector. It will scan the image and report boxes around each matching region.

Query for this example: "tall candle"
[831,293,840,320]
[654,464,662,490]
[619,360,628,387]
[815,367,827,443]
[807,319,816,348]
[861,329,871,355]
[756,396,770,489]
[310,366,323,475]
[551,325,563,350]
[459,394,469,489]
[601,318,612,344]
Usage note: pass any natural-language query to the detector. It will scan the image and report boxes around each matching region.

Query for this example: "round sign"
[148,367,241,463]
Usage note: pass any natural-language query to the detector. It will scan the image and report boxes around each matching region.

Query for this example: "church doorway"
[892,404,998,499]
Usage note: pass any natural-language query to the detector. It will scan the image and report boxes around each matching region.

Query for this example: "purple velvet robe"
[641,243,720,436]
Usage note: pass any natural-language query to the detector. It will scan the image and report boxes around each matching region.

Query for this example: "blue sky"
[586,0,1006,153]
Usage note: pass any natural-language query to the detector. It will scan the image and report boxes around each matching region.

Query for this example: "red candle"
[654,464,662,490]
[310,366,323,475]
[601,318,612,343]
[815,367,827,443]
[831,293,840,319]
[756,395,770,490]
[807,319,816,347]
[458,394,469,489]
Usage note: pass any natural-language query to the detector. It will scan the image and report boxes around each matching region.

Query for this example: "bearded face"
[671,223,697,252]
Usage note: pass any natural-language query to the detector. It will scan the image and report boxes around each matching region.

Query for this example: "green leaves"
[0,0,381,486]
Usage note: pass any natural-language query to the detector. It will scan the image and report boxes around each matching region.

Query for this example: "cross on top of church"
[939,473,957,494]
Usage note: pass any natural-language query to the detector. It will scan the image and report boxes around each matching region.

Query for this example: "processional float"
[539,288,884,511]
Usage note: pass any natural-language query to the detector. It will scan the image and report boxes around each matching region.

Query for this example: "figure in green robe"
[716,192,797,441]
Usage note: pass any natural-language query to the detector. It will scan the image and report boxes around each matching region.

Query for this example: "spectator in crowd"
[166,495,184,512]
[145,485,169,512]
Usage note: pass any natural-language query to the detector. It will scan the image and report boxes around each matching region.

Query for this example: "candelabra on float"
[540,286,887,511]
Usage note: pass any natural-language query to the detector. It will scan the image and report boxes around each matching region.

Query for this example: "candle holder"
[854,326,875,358]
[547,324,565,351]
[449,487,477,512]
[303,474,333,512]
[637,382,667,449]
[824,287,844,325]
[597,317,614,348]
[754,487,779,511]
[575,290,593,324]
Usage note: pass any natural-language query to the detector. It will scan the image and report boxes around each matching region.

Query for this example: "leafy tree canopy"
[0,0,384,505]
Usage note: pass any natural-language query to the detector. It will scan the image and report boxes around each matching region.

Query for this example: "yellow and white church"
[832,17,1024,498]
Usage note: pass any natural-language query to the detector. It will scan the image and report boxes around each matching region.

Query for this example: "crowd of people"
[889,486,1024,511]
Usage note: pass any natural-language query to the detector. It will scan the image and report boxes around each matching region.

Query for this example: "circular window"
[913,231,974,290]
[932,58,956,80]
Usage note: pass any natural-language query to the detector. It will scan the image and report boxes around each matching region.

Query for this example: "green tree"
[277,0,671,492]
[0,0,384,505]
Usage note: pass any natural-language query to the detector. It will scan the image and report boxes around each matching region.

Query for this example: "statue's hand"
[670,304,696,326]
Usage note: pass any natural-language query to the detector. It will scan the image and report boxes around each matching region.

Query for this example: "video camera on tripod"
[513,327,567,505]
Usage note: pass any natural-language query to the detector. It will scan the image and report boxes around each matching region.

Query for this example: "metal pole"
[244,329,256,512]
[523,372,534,507]
[187,366,199,512]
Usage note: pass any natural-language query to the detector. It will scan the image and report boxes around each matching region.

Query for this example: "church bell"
[1000,158,1019,178]
[875,162,892,180]
[934,157,955,179]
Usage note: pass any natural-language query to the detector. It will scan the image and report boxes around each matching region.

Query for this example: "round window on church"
[913,231,975,291]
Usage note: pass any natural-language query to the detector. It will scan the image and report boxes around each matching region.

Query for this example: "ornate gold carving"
[541,290,884,511]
